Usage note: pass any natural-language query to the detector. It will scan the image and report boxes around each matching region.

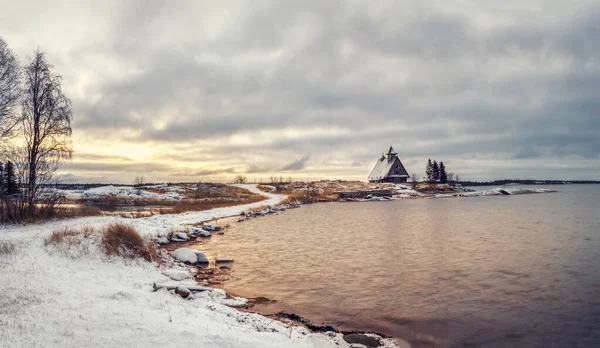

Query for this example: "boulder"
[171,248,198,264]
[174,232,189,241]
[189,227,211,237]
[343,334,381,348]
[194,251,209,264]
[155,237,170,245]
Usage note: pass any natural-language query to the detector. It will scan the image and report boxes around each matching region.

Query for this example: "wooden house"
[368,146,409,183]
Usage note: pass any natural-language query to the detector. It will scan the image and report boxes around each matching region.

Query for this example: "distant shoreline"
[459,180,600,186]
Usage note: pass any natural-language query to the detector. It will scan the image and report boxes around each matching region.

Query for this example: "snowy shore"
[0,184,401,348]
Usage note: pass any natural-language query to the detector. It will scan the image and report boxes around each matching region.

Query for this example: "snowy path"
[0,186,402,348]
[0,184,287,241]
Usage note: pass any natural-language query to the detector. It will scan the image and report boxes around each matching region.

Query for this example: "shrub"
[44,226,96,246]
[101,223,156,262]
[0,240,16,255]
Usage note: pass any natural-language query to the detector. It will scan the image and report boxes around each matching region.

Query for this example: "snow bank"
[1,236,380,348]
[162,269,190,281]
[504,188,557,195]
[65,185,184,201]
[461,187,558,197]
[0,185,399,348]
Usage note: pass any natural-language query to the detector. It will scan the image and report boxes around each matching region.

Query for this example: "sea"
[190,185,600,348]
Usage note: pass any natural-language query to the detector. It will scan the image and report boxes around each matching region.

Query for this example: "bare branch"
[0,37,21,140]
[21,49,73,215]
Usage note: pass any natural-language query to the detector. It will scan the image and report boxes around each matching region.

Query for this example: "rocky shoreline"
[153,199,406,348]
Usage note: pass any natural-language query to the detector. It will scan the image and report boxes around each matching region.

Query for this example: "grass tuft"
[101,223,157,262]
[44,226,96,246]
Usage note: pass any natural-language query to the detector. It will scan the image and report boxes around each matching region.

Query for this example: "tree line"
[0,37,73,222]
[425,159,458,183]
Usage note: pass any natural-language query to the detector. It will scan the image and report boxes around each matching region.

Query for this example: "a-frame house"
[368,146,409,183]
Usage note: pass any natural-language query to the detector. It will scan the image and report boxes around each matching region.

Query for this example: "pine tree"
[432,160,440,182]
[4,161,18,196]
[426,159,433,182]
[439,161,447,183]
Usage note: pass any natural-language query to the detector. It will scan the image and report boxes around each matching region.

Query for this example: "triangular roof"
[368,146,409,181]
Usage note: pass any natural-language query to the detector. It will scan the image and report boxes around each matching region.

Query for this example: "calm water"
[191,185,600,347]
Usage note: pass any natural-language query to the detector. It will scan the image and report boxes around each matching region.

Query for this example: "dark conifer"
[426,159,433,182]
[4,161,18,195]
[439,161,448,183]
[432,160,440,182]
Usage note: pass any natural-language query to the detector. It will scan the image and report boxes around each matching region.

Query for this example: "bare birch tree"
[21,49,72,215]
[0,37,21,140]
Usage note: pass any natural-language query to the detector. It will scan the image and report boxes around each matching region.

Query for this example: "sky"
[0,0,599,183]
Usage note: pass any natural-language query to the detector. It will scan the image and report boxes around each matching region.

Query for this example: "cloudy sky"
[1,0,599,183]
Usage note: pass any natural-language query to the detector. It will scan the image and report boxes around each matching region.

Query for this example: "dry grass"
[101,223,157,262]
[0,240,17,255]
[163,195,266,214]
[44,226,96,246]
[119,211,156,219]
[44,224,158,262]
[55,205,103,218]
[257,184,276,192]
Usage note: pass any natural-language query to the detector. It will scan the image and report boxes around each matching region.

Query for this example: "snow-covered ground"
[0,184,401,348]
[62,185,184,201]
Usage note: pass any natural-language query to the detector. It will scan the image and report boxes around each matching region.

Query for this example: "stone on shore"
[172,248,199,264]
[174,232,190,241]
[343,334,382,348]
[194,250,209,263]
[175,285,192,298]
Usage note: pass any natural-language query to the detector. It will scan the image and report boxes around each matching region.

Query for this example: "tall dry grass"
[101,223,157,262]
[44,223,158,262]
[44,226,96,246]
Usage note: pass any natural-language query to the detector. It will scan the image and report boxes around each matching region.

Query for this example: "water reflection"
[189,186,600,347]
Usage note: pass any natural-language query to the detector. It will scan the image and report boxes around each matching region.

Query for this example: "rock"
[194,251,209,264]
[171,248,198,264]
[155,237,170,245]
[189,227,211,237]
[203,224,220,231]
[175,286,191,298]
[174,232,189,241]
[216,258,234,263]
[162,269,189,281]
[343,334,381,348]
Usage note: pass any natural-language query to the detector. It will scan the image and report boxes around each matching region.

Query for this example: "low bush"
[44,226,96,246]
[0,240,16,255]
[101,223,157,262]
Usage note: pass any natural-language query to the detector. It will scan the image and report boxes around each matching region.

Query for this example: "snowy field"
[0,184,401,348]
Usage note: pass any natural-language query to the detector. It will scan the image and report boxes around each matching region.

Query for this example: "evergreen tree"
[432,160,440,182]
[4,161,18,195]
[426,159,433,182]
[439,161,447,183]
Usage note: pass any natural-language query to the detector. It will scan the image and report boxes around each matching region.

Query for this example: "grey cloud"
[3,0,600,181]
[61,162,170,173]
[192,168,236,176]
[281,154,311,171]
